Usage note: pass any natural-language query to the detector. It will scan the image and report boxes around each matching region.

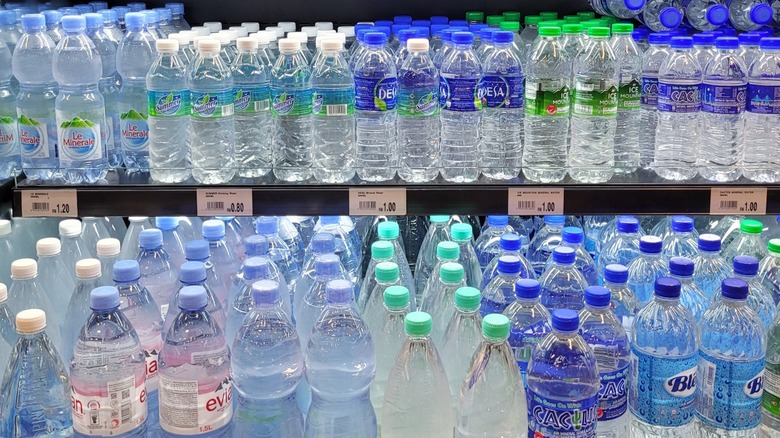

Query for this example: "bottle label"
[524,81,570,116]
[56,113,103,164]
[18,114,51,159]
[72,375,148,436]
[701,83,747,114]
[233,86,270,114]
[397,87,440,116]
[148,90,190,117]
[509,320,549,373]
[573,81,618,116]
[762,362,780,417]
[270,89,314,116]
[159,374,233,435]
[618,79,641,111]
[598,365,629,422]
[354,77,397,111]
[697,351,764,429]
[0,116,17,158]
[143,336,163,392]
[439,76,447,108]
[657,82,701,113]
[120,109,149,152]
[479,75,524,109]
[441,77,483,112]
[747,84,780,114]
[527,389,598,437]
[313,88,355,116]
[629,346,698,427]
[191,91,234,118]
[641,77,659,106]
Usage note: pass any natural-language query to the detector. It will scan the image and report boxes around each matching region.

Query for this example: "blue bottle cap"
[84,12,103,29]
[398,28,417,44]
[319,216,340,225]
[659,7,683,29]
[375,20,393,28]
[0,11,16,25]
[413,19,430,27]
[255,216,279,235]
[431,15,449,25]
[639,236,663,254]
[90,286,121,311]
[310,233,335,255]
[452,31,474,45]
[179,261,206,283]
[632,27,649,42]
[669,256,694,277]
[124,12,146,28]
[499,233,521,251]
[562,226,584,244]
[62,15,86,32]
[545,215,565,226]
[693,33,715,46]
[715,36,739,50]
[515,278,541,299]
[165,2,184,15]
[648,32,671,45]
[243,257,271,281]
[551,308,579,332]
[733,255,759,276]
[112,6,129,19]
[738,32,761,46]
[654,277,681,298]
[141,10,158,24]
[373,26,392,39]
[761,37,780,50]
[670,215,693,232]
[705,4,728,26]
[552,246,576,264]
[112,259,141,282]
[616,216,639,233]
[670,36,693,49]
[326,279,353,304]
[584,286,611,307]
[604,264,628,284]
[497,255,522,274]
[697,233,721,252]
[365,31,387,45]
[154,7,172,21]
[139,229,163,249]
[392,23,411,35]
[721,278,749,300]
[155,216,179,230]
[470,23,489,32]
[178,285,208,311]
[431,24,448,36]
[487,215,509,227]
[22,13,45,29]
[252,280,280,305]
[450,19,469,27]
[185,239,209,261]
[99,9,118,23]
[59,7,79,16]
[480,27,496,41]
[492,30,513,43]
[750,3,773,25]
[244,235,269,257]
[441,28,455,42]
[355,25,372,39]
[201,219,225,240]
[315,254,340,276]
[625,0,646,10]
[719,27,737,36]
[412,26,430,38]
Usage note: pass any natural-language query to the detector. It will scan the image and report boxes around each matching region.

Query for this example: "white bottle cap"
[36,238,61,256]
[11,258,37,280]
[198,38,220,53]
[264,26,284,38]
[407,38,430,52]
[214,32,231,45]
[301,26,318,37]
[0,283,7,303]
[338,26,355,37]
[317,30,336,36]
[250,32,271,45]
[261,30,278,41]
[59,219,82,237]
[321,38,343,51]
[237,36,257,51]
[241,22,260,33]
[156,38,179,52]
[76,258,101,279]
[278,38,301,54]
[193,35,211,48]
[203,21,222,32]
[287,31,308,43]
[278,21,296,32]
[191,26,210,36]
[0,220,10,236]
[217,29,238,42]
[180,30,198,38]
[129,216,148,223]
[229,26,248,38]
[16,309,46,334]
[170,32,192,45]
[168,32,179,39]
[315,21,333,31]
[316,34,344,48]
[96,238,120,257]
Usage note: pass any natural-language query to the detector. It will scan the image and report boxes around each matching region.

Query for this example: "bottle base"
[699,168,742,182]
[274,168,312,182]
[522,167,566,183]
[654,167,698,182]
[569,168,614,183]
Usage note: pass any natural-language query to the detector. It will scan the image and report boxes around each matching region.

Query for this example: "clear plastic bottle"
[8,258,61,353]
[63,258,102,362]
[99,9,124,44]
[0,33,18,179]
[637,0,685,31]
[362,261,401,331]
[142,10,164,40]
[0,284,16,370]
[422,262,467,343]
[654,36,701,181]
[727,0,774,30]
[449,222,483,289]
[421,241,460,305]
[383,311,454,438]
[119,216,150,261]
[759,239,780,304]
[683,0,730,29]
[611,23,642,174]
[663,215,699,259]
[43,10,64,44]
[598,216,642,282]
[70,286,147,437]
[527,215,565,276]
[375,221,415,298]
[723,218,768,264]
[155,216,187,270]
[692,33,716,72]
[639,33,670,169]
[726,255,776,330]
[520,16,541,56]
[527,309,600,437]
[474,215,513,268]
[548,226,598,285]
[155,8,176,36]
[256,216,301,297]
[295,254,344,346]
[627,236,669,306]
[414,216,450,295]
[59,219,92,283]
[629,277,699,437]
[669,256,707,321]
[604,264,638,336]
[81,216,110,255]
[439,286,482,408]
[35,237,76,305]
[744,37,780,183]
[165,3,189,31]
[199,219,238,309]
[481,255,529,315]
[116,12,155,172]
[692,233,730,299]
[540,246,589,312]
[503,279,551,386]
[481,233,535,289]
[136,228,177,320]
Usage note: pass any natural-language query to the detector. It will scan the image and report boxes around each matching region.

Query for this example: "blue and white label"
[18,114,51,159]
[527,389,598,438]
[478,75,524,109]
[747,84,780,114]
[441,77,483,112]
[233,86,270,114]
[641,77,659,106]
[657,82,700,113]
[0,117,16,158]
[598,366,629,422]
[697,351,764,430]
[56,112,103,164]
[148,90,189,117]
[354,77,397,111]
[701,83,746,114]
[191,91,234,118]
[629,346,698,427]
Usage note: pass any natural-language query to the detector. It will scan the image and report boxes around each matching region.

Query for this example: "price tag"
[349,188,407,216]
[709,187,767,215]
[508,187,564,215]
[21,190,78,217]
[196,188,253,216]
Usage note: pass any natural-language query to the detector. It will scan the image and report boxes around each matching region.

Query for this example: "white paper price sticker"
[21,190,78,217]
[709,187,767,215]
[349,188,407,216]
[196,189,253,216]
[508,187,564,215]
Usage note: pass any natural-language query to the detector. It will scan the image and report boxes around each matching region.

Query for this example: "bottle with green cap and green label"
[449,223,483,289]
[456,313,527,436]
[611,22,641,175]
[466,11,484,24]
[422,261,466,344]
[420,241,461,308]
[568,26,619,184]
[722,219,769,264]
[382,311,455,438]
[376,221,416,301]
[359,240,395,309]
[414,216,451,299]
[363,261,402,334]
[440,286,483,408]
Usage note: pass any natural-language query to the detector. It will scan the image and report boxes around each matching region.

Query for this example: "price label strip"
[21,190,79,217]
[196,188,253,216]
[508,187,564,215]
[709,187,767,215]
[349,188,407,216]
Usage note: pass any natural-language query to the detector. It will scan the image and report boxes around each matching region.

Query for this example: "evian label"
[71,375,147,436]
[159,374,233,435]
[56,113,103,164]
[120,108,149,152]
[143,336,163,391]
[18,114,50,159]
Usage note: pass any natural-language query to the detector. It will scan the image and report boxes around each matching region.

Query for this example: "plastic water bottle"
[361,261,401,332]
[63,258,102,361]
[654,36,701,181]
[598,216,642,282]
[610,23,642,175]
[117,12,155,171]
[421,262,466,343]
[158,285,233,437]
[639,33,669,169]
[759,239,780,304]
[0,32,17,178]
[136,228,177,319]
[81,216,111,254]
[100,9,124,44]
[744,37,780,182]
[59,219,91,280]
[539,246,589,312]
[164,260,226,336]
[638,0,684,31]
[295,254,344,345]
[683,0,730,30]
[727,255,776,329]
[36,238,76,304]
[762,285,780,434]
[592,0,648,17]
[481,234,535,289]
[414,216,450,294]
[503,279,551,386]
[692,33,716,71]
[474,215,512,268]
[738,32,760,75]
[527,309,600,437]
[727,0,774,30]
[14,14,58,180]
[8,258,61,353]
[604,264,638,336]
[449,222,483,288]
[663,215,699,259]
[198,219,236,309]
[0,309,71,436]
[382,311,454,438]
[692,234,730,299]
[723,218,768,264]
[439,286,482,408]
[527,215,565,276]
[370,286,409,425]
[520,16,541,56]
[120,216,150,261]
[43,10,64,44]
[421,241,460,303]
[231,280,304,436]
[375,221,415,296]
[154,217,186,270]
[629,277,699,437]
[481,255,529,316]
[165,3,189,31]
[695,278,765,437]
[668,256,707,321]
[628,236,669,306]
[549,226,598,285]
[0,284,16,368]
[70,286,147,437]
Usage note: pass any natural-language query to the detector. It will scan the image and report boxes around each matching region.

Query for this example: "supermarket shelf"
[0,176,19,219]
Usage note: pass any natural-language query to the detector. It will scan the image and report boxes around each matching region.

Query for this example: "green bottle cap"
[466,11,485,22]
[440,262,464,283]
[594,18,611,26]
[503,11,521,21]
[375,261,400,282]
[562,24,584,34]
[580,20,601,29]
[454,287,481,311]
[436,241,460,260]
[371,241,394,259]
[499,21,520,31]
[538,26,561,37]
[482,313,511,340]
[430,215,450,224]
[577,11,596,19]
[539,11,559,20]
[450,223,473,242]
[538,20,561,29]
[740,219,763,234]
[524,15,542,25]
[486,15,505,26]
[769,239,780,254]
[405,311,432,336]
[378,221,400,239]
[603,16,618,24]
[612,23,634,33]
[588,26,610,37]
[384,286,409,310]
[564,15,582,23]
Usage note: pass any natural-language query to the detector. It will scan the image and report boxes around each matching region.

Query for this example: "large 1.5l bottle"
[611,23,642,175]
[744,37,780,183]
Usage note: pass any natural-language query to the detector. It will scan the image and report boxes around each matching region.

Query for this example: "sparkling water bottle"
[744,37,780,182]
[63,258,102,362]
[598,216,642,283]
[723,218,768,264]
[503,279,551,386]
[414,216,450,295]
[628,236,669,306]
[540,246,589,312]
[604,264,638,336]
[669,256,707,321]
[611,23,641,174]
[136,228,177,319]
[639,33,670,169]
[637,0,684,31]
[692,233,730,299]
[683,0,730,30]
[439,286,482,408]
[727,0,774,30]
[663,215,699,259]
[527,215,565,276]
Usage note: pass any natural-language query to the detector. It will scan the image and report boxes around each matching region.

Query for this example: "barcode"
[255,100,270,112]
[206,201,224,210]
[577,81,595,91]
[517,200,535,210]
[120,388,131,423]
[575,104,593,114]
[706,362,716,387]
[326,104,348,116]
[700,358,716,419]
[358,201,376,210]
[720,200,738,210]
[31,202,49,211]
[221,104,234,117]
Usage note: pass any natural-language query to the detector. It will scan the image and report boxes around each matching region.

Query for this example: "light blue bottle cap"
[141,10,158,25]
[497,255,522,274]
[659,7,683,29]
[255,216,279,235]
[0,11,16,25]
[90,286,120,311]
[320,216,340,225]
[515,278,541,299]
[75,5,94,14]
[165,2,184,15]
[201,219,225,240]
[750,3,773,25]
[139,229,163,249]
[244,235,269,257]
[24,13,46,29]
[113,260,141,282]
[112,6,129,19]
[179,285,207,311]
[310,233,335,255]
[244,257,271,281]
[62,15,86,31]
[124,12,146,28]
[562,226,584,244]
[326,279,353,304]
[669,256,694,277]
[84,12,103,29]
[154,7,172,21]
[733,255,759,276]
[545,215,565,226]
[721,278,749,300]
[98,9,117,23]
[487,215,509,227]
[179,261,206,283]
[185,239,209,261]
[499,233,521,251]
[252,280,280,305]
[552,246,575,264]
[450,222,473,241]
[128,2,147,12]
[155,216,179,230]
[378,221,400,239]
[59,7,79,16]
[315,254,340,276]
[584,286,611,307]
[705,4,728,26]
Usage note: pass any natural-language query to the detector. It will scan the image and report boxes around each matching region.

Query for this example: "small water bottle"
[727,0,774,30]
[603,264,638,336]
[692,33,716,70]
[637,0,684,31]
[722,218,768,264]
[591,0,648,18]
[43,10,64,44]
[682,0,730,30]
[611,23,642,175]
[639,32,670,169]
[440,286,482,408]
[744,37,780,183]
[503,278,552,386]
[627,236,669,306]
[540,246,589,311]
[136,228,178,319]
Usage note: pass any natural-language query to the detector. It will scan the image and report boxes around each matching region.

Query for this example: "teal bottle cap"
[482,313,510,340]
[454,287,481,310]
[384,285,409,310]
[440,262,464,283]
[375,261,400,282]
[378,221,400,239]
[405,311,432,336]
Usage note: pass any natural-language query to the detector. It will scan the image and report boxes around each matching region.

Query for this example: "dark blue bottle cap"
[487,215,509,227]
[22,13,45,30]
[616,216,639,233]
[392,23,411,35]
[179,261,206,283]
[113,259,141,282]
[515,278,541,299]
[243,257,271,281]
[90,286,121,311]
[450,19,469,27]
[750,3,773,25]
[355,23,373,35]
[244,235,269,257]
[551,308,579,332]
[649,32,671,45]
[470,23,489,32]
[185,239,210,261]
[364,31,387,45]
[481,27,497,41]
[431,24,448,35]
[738,32,761,46]
[604,264,628,284]
[394,15,412,24]
[252,279,280,305]
[412,26,430,38]
[315,254,340,276]
[431,16,449,25]
[155,216,179,231]
[255,216,279,235]
[310,233,335,255]
[639,236,663,254]
[552,246,576,264]
[499,233,521,251]
[733,255,759,276]
[326,279,353,304]
[706,4,728,26]
[697,233,721,252]
[413,19,431,27]
[659,7,683,29]
[398,29,417,44]
[721,277,749,300]
[452,31,474,45]
[719,27,737,36]
[374,26,392,39]
[760,37,780,50]
[201,219,225,240]
[693,33,715,46]
[179,285,208,311]
[669,256,694,277]
[715,36,739,50]
[375,20,393,28]
[654,277,681,298]
[670,215,693,232]
[670,36,693,49]
[632,27,649,42]
[497,255,522,275]
[124,11,146,28]
[139,229,163,250]
[625,0,645,10]
[584,286,611,307]
[545,215,565,226]
[562,226,584,244]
